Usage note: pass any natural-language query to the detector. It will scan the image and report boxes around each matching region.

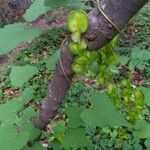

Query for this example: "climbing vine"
[67,9,144,124]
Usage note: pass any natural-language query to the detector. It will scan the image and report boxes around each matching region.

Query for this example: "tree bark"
[35,0,148,129]
[0,0,32,25]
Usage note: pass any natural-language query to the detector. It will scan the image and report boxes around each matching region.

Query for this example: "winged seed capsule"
[67,10,89,33]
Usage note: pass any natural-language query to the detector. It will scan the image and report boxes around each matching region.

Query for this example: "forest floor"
[0,3,150,150]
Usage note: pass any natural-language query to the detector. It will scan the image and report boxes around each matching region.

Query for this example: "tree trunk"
[0,0,32,25]
[34,0,148,129]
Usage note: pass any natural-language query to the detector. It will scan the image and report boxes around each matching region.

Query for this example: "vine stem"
[34,0,148,130]
[93,0,121,33]
[59,36,72,83]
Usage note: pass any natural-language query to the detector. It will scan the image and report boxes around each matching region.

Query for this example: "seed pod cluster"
[107,79,145,124]
[67,10,118,83]
[67,10,145,124]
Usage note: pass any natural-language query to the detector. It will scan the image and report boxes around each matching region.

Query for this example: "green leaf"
[63,128,91,149]
[15,107,41,141]
[0,111,41,150]
[52,121,67,139]
[0,124,29,150]
[133,120,150,138]
[129,47,150,70]
[44,0,92,10]
[16,118,41,141]
[118,56,130,65]
[46,51,60,71]
[32,142,43,150]
[65,106,84,128]
[144,138,150,149]
[49,139,63,150]
[131,47,150,61]
[81,91,130,128]
[122,142,133,150]
[0,100,23,123]
[23,121,41,141]
[141,87,150,107]
[0,23,41,55]
[133,142,142,150]
[51,139,64,150]
[10,65,38,88]
[20,107,38,121]
[24,0,49,22]
[18,86,35,103]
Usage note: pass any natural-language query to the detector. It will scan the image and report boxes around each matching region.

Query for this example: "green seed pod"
[107,84,116,95]
[69,40,87,55]
[124,97,130,105]
[121,79,131,88]
[78,39,87,50]
[97,76,105,85]
[134,90,144,103]
[136,101,144,107]
[75,56,91,65]
[69,42,80,55]
[67,10,89,33]
[72,63,86,74]
[71,32,81,43]
[121,88,132,97]
[127,111,138,124]
[135,105,143,111]
[110,93,120,106]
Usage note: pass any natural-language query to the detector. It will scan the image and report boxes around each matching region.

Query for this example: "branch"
[34,0,148,129]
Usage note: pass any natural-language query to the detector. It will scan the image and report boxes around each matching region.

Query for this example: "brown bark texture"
[0,0,32,24]
[34,0,148,130]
